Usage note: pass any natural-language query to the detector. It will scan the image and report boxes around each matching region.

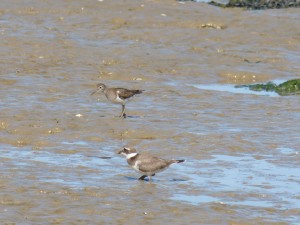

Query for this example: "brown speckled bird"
[91,83,144,118]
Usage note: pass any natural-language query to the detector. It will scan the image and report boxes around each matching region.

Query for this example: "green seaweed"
[208,0,300,9]
[276,79,300,96]
[235,79,300,96]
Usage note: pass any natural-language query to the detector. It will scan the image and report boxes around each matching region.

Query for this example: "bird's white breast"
[114,90,125,104]
[132,160,141,172]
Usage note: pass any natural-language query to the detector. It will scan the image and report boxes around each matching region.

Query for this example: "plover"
[91,83,144,118]
[117,146,185,181]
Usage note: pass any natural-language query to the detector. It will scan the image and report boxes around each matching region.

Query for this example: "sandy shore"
[1,0,300,224]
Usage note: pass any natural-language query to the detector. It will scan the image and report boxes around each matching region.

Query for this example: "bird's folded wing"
[117,89,140,99]
[138,157,168,173]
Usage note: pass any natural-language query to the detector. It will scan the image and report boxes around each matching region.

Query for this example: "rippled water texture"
[1,0,300,224]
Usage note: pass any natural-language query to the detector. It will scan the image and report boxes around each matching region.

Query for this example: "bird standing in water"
[117,146,185,181]
[91,83,144,118]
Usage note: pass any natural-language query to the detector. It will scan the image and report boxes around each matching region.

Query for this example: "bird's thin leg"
[149,174,156,182]
[120,104,126,118]
[138,175,147,180]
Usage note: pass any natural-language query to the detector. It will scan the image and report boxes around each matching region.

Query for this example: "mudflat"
[1,0,299,224]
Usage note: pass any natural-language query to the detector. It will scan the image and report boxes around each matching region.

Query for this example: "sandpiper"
[91,83,144,118]
[117,146,185,181]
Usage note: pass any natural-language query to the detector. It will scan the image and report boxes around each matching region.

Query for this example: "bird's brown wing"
[137,155,169,173]
[117,88,143,100]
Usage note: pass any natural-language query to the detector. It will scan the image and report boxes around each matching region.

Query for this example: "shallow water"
[191,83,281,96]
[1,0,300,224]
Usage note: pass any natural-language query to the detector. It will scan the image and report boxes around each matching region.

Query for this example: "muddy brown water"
[1,0,300,224]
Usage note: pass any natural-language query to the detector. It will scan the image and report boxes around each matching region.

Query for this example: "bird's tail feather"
[134,90,144,94]
[172,159,185,164]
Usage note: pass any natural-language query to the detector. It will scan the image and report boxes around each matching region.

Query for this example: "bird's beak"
[117,149,123,154]
[90,88,100,96]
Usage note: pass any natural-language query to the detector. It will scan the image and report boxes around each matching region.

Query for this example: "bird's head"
[117,146,137,157]
[91,83,106,95]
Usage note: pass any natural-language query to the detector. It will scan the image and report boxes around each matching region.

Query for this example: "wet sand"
[1,0,300,224]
